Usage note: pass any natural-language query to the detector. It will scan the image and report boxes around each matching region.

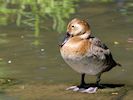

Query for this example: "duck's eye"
[72,25,74,27]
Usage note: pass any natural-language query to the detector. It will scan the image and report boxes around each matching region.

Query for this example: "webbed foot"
[66,85,98,93]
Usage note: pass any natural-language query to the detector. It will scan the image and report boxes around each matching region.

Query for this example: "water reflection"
[0,0,133,37]
[0,0,78,36]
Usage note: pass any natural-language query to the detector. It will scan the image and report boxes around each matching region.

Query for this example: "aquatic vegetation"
[0,0,78,37]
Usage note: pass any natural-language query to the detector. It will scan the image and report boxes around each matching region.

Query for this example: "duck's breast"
[60,37,91,59]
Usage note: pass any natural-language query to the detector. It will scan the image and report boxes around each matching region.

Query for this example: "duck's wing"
[90,37,108,50]
[88,37,110,59]
[88,37,121,71]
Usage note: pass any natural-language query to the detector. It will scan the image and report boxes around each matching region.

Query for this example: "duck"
[59,18,121,93]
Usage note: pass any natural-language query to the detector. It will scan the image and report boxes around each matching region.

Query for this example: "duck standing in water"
[59,18,121,93]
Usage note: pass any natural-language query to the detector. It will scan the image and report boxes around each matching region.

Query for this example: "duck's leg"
[66,74,86,91]
[80,73,98,93]
[96,73,104,88]
[66,73,98,93]
[96,73,101,86]
[78,73,87,88]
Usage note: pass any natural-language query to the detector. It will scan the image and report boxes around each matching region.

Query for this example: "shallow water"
[0,1,133,99]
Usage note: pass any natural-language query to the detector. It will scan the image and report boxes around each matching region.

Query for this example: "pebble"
[114,41,119,45]
[8,60,12,64]
[112,92,118,95]
[41,49,44,52]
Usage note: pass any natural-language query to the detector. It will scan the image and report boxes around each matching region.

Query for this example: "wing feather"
[88,37,118,72]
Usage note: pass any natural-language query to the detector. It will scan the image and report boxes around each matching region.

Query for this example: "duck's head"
[60,18,91,47]
[66,18,91,39]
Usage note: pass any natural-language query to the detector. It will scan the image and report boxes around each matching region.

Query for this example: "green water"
[0,1,133,100]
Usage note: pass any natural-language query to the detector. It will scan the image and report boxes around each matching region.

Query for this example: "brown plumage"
[61,36,91,56]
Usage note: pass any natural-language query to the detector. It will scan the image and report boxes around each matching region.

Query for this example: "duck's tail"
[116,62,122,67]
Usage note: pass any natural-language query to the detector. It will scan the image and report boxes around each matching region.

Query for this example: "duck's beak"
[59,32,70,47]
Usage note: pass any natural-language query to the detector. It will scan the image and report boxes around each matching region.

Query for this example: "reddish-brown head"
[67,18,91,38]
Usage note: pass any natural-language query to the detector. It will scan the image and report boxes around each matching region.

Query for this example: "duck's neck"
[79,32,91,39]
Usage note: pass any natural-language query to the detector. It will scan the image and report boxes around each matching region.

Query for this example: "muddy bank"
[1,81,132,100]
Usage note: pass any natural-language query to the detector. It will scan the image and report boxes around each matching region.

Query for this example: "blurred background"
[0,0,133,98]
